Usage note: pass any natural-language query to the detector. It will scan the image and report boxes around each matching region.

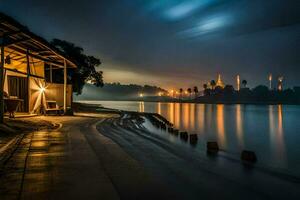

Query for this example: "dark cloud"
[1,0,299,88]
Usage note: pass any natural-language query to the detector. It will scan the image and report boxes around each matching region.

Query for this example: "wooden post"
[26,49,31,113]
[0,38,4,123]
[50,64,53,83]
[63,59,67,113]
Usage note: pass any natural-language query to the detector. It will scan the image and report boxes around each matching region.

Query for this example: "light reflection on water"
[269,105,286,166]
[216,104,226,148]
[236,104,244,148]
[79,100,300,175]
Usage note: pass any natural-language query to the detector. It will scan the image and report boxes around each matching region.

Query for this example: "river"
[78,100,300,177]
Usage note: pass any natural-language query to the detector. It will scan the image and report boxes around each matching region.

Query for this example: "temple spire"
[216,74,224,88]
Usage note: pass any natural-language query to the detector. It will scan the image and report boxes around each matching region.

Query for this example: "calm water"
[80,100,300,176]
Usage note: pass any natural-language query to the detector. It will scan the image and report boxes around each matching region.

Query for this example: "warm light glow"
[175,103,180,127]
[216,74,224,88]
[139,93,144,97]
[197,104,205,132]
[183,103,189,129]
[269,74,272,89]
[236,104,244,147]
[168,90,175,97]
[158,92,162,96]
[190,103,195,129]
[168,103,175,124]
[277,105,285,161]
[237,75,240,91]
[278,76,283,91]
[269,105,286,163]
[139,101,145,112]
[216,104,226,147]
[40,87,46,93]
[157,102,161,115]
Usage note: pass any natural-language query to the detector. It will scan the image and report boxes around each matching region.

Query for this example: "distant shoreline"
[75,99,300,105]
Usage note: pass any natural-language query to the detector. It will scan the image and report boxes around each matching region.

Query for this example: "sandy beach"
[0,114,175,200]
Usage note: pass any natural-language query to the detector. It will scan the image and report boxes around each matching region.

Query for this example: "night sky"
[1,0,299,89]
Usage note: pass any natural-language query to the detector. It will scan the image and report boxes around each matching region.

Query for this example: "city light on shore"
[269,74,272,89]
[237,75,240,91]
[278,76,283,91]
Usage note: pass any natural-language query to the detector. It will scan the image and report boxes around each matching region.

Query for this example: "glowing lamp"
[269,74,272,81]
[40,87,46,93]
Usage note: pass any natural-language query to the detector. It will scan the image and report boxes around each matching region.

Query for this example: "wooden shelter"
[0,12,77,122]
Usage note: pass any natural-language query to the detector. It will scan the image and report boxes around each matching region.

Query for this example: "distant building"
[0,12,77,119]
[269,74,272,90]
[237,75,240,91]
[278,76,283,91]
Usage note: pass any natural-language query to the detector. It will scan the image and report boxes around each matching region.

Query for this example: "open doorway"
[7,76,29,112]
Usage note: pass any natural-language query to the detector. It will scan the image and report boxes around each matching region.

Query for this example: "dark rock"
[207,142,219,152]
[241,150,257,162]
[168,127,174,133]
[173,129,179,136]
[189,134,198,144]
[180,132,188,141]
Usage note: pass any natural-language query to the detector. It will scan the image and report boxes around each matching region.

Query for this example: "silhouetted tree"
[187,88,192,99]
[214,86,223,94]
[224,85,234,95]
[179,88,183,99]
[193,86,199,98]
[252,85,268,95]
[242,80,247,88]
[203,84,210,96]
[210,80,216,89]
[252,85,269,101]
[51,39,103,95]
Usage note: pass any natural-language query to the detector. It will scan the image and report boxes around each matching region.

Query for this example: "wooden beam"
[0,29,22,37]
[4,38,31,46]
[0,19,76,68]
[4,30,22,37]
[8,45,65,67]
[11,56,26,61]
[4,68,44,79]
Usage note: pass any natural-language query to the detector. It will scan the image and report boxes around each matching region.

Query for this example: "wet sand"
[0,115,174,200]
[97,113,300,200]
[0,113,299,199]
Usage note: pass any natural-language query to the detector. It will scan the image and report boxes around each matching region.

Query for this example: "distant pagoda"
[216,74,225,88]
